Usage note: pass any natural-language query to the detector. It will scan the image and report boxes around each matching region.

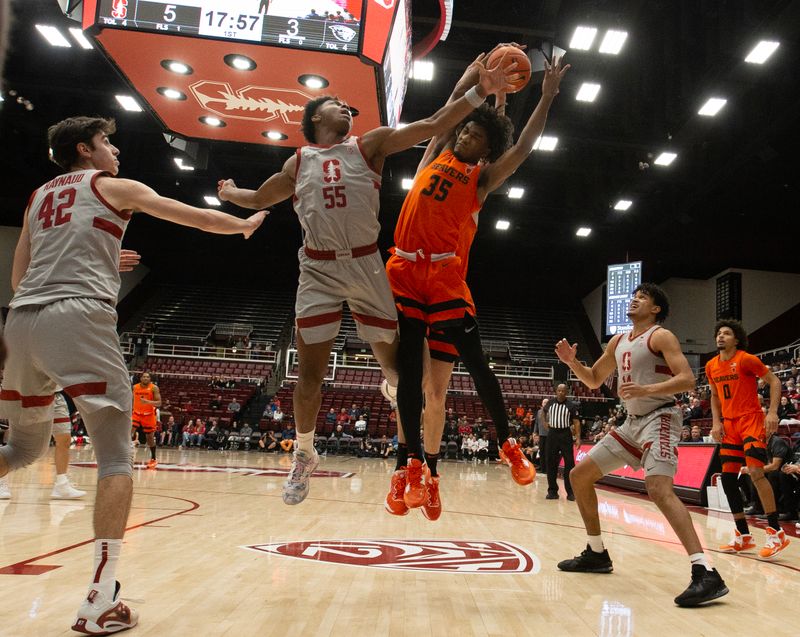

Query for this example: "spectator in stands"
[747,432,796,521]
[349,403,360,420]
[529,433,542,470]
[688,398,704,421]
[240,422,253,451]
[259,430,278,452]
[192,419,206,448]
[462,434,475,461]
[210,394,223,410]
[181,421,195,448]
[359,435,374,458]
[354,413,368,438]
[378,435,393,459]
[273,408,285,425]
[688,425,704,443]
[476,435,489,463]
[227,397,241,422]
[210,376,224,389]
[336,408,350,427]
[280,424,296,453]
[325,408,337,426]
[680,427,691,443]
[515,404,525,420]
[161,416,175,446]
[329,424,351,455]
[206,421,221,450]
[778,396,799,426]
[593,423,611,443]
[534,399,549,475]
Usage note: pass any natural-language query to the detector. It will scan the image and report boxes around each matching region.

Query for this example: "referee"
[544,383,581,501]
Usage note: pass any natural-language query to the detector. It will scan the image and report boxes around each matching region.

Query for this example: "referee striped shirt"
[544,399,578,429]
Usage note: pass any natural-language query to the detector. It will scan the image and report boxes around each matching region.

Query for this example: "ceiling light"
[614,199,632,211]
[599,29,627,54]
[411,60,434,81]
[298,74,329,89]
[162,60,193,75]
[401,178,413,190]
[576,227,592,237]
[698,97,727,116]
[204,196,221,206]
[263,131,288,141]
[576,82,601,102]
[533,135,558,151]
[223,54,256,71]
[496,220,511,230]
[200,116,225,127]
[173,157,195,171]
[744,40,779,64]
[507,187,525,199]
[115,95,142,112]
[35,25,71,47]
[654,152,677,166]
[68,27,94,49]
[569,26,597,51]
[157,87,187,100]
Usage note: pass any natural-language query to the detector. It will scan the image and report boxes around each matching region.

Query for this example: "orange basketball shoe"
[421,470,442,522]
[403,459,426,508]
[758,527,790,560]
[499,438,536,485]
[146,459,157,470]
[718,529,756,553]
[384,468,409,516]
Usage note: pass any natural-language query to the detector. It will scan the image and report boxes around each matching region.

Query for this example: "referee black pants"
[546,428,575,496]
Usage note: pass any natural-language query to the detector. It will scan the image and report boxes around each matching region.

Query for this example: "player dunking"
[0,116,264,634]
[218,60,514,506]
[131,372,162,470]
[554,284,729,607]
[708,319,790,559]
[383,50,569,520]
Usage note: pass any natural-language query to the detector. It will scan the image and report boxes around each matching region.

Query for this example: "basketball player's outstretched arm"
[618,329,695,400]
[98,178,266,238]
[217,154,297,210]
[477,55,571,199]
[360,57,515,164]
[554,336,619,389]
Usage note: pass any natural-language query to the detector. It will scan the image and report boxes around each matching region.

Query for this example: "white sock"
[90,539,122,599]
[689,552,712,571]
[587,535,604,553]
[296,430,315,453]
[55,473,69,485]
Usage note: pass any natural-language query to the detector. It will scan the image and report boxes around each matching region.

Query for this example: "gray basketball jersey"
[11,170,130,308]
[614,325,675,415]
[293,136,381,251]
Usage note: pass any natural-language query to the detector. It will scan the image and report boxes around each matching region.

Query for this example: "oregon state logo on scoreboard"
[189,81,312,124]
[244,539,540,574]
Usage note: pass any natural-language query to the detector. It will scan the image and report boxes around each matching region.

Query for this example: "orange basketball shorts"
[719,411,768,473]
[132,412,157,433]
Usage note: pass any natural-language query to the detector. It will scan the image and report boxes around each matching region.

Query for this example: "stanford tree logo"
[244,539,539,574]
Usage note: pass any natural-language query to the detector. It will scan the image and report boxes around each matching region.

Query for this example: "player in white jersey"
[553,283,729,607]
[0,116,264,635]
[218,59,514,506]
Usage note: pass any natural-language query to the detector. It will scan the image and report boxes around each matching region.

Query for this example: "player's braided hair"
[47,116,116,170]
[714,318,748,351]
[456,103,514,162]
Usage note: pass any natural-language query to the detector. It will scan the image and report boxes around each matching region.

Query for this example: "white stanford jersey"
[614,325,675,415]
[11,170,131,308]
[293,136,381,251]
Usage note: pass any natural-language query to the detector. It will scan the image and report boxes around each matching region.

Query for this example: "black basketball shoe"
[557,545,614,573]
[674,565,729,607]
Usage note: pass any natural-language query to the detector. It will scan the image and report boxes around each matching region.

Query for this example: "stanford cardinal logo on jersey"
[322,159,342,183]
[111,0,128,19]
[244,539,539,574]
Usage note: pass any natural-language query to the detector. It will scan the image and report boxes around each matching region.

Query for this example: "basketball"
[486,45,531,93]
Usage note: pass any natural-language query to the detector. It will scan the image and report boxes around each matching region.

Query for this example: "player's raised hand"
[243,210,268,239]
[542,54,571,97]
[477,54,518,96]
[555,338,578,364]
[217,178,237,202]
[118,249,141,272]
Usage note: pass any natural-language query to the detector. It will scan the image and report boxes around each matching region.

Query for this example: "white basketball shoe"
[72,581,139,635]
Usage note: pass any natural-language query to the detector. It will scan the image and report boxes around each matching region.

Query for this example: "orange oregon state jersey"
[132,383,156,416]
[705,350,768,419]
[393,150,482,255]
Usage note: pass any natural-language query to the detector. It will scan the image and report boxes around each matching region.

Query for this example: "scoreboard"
[96,0,363,52]
[605,262,642,336]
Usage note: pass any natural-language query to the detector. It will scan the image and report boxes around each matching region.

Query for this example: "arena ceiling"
[1,0,798,306]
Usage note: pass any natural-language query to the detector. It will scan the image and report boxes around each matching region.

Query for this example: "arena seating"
[144,356,273,382]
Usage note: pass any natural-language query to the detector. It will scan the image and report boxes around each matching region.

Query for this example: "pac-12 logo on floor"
[244,539,540,573]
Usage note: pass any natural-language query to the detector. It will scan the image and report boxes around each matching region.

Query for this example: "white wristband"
[464,86,486,108]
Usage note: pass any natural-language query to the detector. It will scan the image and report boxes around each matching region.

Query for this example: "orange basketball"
[486,45,531,93]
